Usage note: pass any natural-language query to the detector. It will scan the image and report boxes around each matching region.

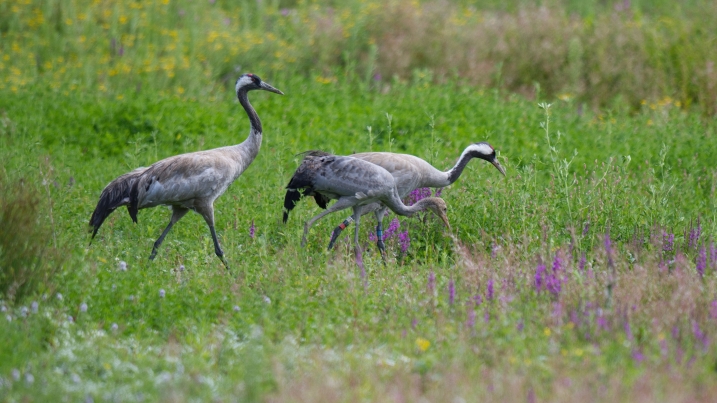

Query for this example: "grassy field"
[2,0,717,402]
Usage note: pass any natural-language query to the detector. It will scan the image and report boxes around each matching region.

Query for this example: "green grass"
[2,0,717,401]
[1,77,717,401]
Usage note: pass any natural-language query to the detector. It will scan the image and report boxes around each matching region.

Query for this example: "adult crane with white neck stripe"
[89,73,283,268]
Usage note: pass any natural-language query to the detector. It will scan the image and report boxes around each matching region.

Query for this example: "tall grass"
[1,0,716,113]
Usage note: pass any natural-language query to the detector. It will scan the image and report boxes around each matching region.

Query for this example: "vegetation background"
[1,0,716,401]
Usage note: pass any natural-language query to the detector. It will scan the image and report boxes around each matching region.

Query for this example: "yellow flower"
[543,327,551,337]
[415,337,430,352]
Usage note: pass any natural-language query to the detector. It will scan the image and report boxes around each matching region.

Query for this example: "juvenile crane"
[89,73,283,268]
[283,142,504,254]
[285,153,450,262]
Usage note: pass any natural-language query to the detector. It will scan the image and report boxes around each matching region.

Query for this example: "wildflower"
[31,301,38,314]
[579,253,587,271]
[111,323,118,332]
[233,305,240,312]
[407,188,431,206]
[263,296,271,304]
[411,318,418,328]
[582,221,590,236]
[663,231,674,252]
[697,247,707,277]
[385,218,400,239]
[415,337,430,352]
[692,321,709,350]
[280,8,290,16]
[448,279,455,305]
[546,273,561,296]
[486,279,494,301]
[434,187,443,197]
[552,253,562,273]
[25,373,34,384]
[373,73,381,81]
[398,230,410,253]
[368,231,377,242]
[179,264,185,272]
[711,300,717,320]
[249,220,255,238]
[159,289,165,298]
[491,243,499,259]
[79,303,87,313]
[517,319,524,332]
[534,263,546,291]
[631,349,644,363]
[118,261,127,271]
[11,369,20,381]
[688,218,701,249]
[427,271,435,294]
[473,294,483,306]
[484,312,490,322]
[56,293,63,301]
[710,242,717,270]
[624,320,633,341]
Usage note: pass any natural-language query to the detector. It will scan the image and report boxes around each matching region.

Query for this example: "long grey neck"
[445,148,475,184]
[235,89,262,162]
[384,190,439,217]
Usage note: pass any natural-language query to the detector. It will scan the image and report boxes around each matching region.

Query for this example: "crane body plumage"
[283,142,505,253]
[89,73,283,268]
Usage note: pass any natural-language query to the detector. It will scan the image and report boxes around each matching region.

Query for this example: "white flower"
[118,261,127,271]
[5,314,12,322]
[111,323,118,332]
[71,373,81,384]
[11,369,20,381]
[56,293,63,301]
[79,303,87,313]
[263,296,271,304]
[25,373,34,384]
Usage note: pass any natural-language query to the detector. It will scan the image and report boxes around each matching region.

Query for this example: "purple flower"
[159,289,165,298]
[710,242,717,270]
[693,321,709,350]
[631,349,644,363]
[385,218,400,239]
[280,8,290,16]
[697,247,707,277]
[710,300,717,320]
[398,230,410,253]
[534,263,546,291]
[434,188,443,197]
[579,253,587,271]
[624,320,633,341]
[427,271,435,294]
[484,311,490,323]
[517,319,524,332]
[79,303,87,313]
[249,220,255,238]
[368,231,377,242]
[473,294,483,306]
[546,273,561,296]
[373,73,382,81]
[407,188,431,206]
[552,253,562,273]
[663,231,675,252]
[486,279,494,301]
[688,218,701,249]
[491,243,499,259]
[448,279,455,305]
[582,221,590,236]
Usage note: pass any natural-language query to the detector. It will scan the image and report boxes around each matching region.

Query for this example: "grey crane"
[284,153,450,262]
[89,73,283,268]
[283,142,504,255]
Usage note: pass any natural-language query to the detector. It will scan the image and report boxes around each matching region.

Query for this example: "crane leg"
[150,206,189,260]
[352,208,364,267]
[375,207,388,266]
[196,204,230,270]
[327,216,353,250]
[302,197,357,247]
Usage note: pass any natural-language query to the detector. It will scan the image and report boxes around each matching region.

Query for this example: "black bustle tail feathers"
[89,168,145,242]
[282,150,333,223]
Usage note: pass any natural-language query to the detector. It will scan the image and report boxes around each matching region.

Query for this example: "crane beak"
[440,213,451,229]
[260,82,284,95]
[491,159,506,176]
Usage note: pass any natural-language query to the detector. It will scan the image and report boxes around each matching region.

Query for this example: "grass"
[2,0,717,401]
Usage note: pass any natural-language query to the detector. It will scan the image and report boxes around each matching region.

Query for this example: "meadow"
[1,0,717,401]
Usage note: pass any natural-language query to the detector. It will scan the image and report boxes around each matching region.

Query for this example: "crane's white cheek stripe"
[471,143,494,155]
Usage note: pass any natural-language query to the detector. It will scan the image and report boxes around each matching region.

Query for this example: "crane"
[284,153,450,263]
[283,142,504,255]
[89,73,283,268]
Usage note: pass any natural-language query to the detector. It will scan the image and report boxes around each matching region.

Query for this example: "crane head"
[236,73,284,96]
[422,197,451,229]
[469,142,506,177]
